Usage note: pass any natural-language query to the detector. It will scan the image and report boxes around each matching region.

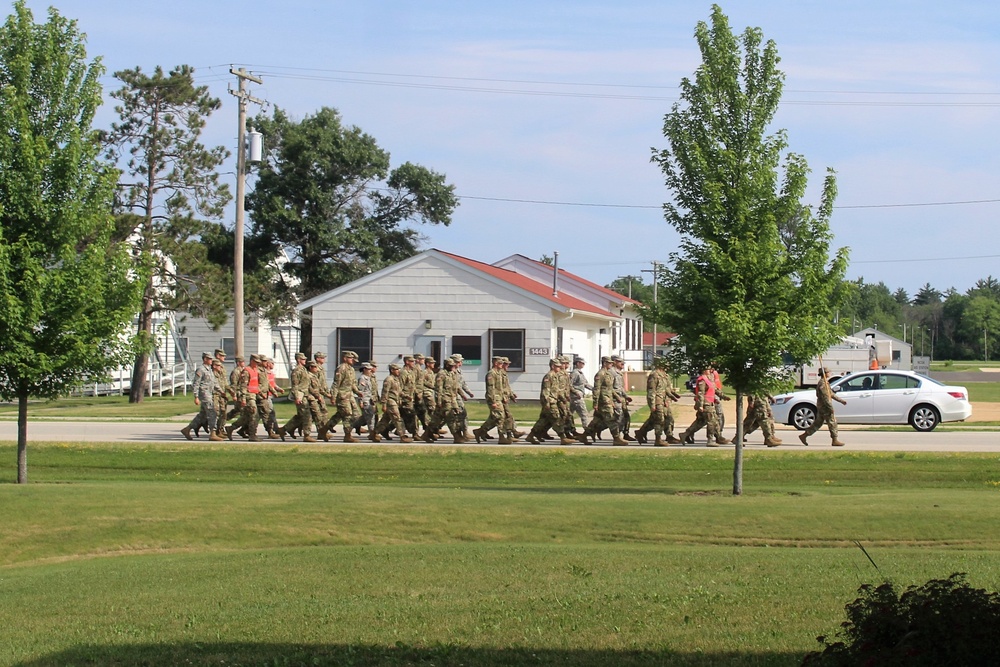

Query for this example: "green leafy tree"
[606,275,656,306]
[0,1,143,483]
[104,65,232,403]
[649,5,848,494]
[962,295,1000,361]
[246,106,458,351]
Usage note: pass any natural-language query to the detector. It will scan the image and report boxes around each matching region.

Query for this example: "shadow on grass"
[16,642,805,666]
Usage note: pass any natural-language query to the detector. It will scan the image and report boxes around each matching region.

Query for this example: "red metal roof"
[643,331,677,346]
[439,251,619,318]
[512,254,643,306]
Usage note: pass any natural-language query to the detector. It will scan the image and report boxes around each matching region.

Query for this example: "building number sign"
[528,347,550,356]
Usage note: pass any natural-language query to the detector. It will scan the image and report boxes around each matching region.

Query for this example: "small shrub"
[803,572,1000,666]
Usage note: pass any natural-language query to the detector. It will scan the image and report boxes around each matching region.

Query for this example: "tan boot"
[831,439,846,447]
[400,435,414,443]
[276,427,286,442]
[344,432,359,443]
[498,434,513,444]
[225,425,235,441]
[560,436,578,445]
[798,433,809,446]
[764,437,781,447]
[612,433,628,446]
[634,428,647,444]
[472,427,485,444]
[715,437,731,445]
[369,432,382,443]
[303,435,318,443]
[665,434,681,444]
[316,425,328,441]
[209,432,224,441]
[181,426,193,441]
[653,435,668,447]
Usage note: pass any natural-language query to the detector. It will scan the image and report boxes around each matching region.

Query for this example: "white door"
[831,373,876,423]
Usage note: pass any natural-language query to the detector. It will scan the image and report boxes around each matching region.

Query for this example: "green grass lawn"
[2,444,1000,666]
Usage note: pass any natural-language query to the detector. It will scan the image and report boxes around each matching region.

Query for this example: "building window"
[174,337,189,365]
[452,335,483,366]
[337,328,373,362]
[221,337,236,357]
[490,329,525,371]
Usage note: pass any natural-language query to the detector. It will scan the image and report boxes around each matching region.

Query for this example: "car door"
[830,373,875,423]
[872,373,920,424]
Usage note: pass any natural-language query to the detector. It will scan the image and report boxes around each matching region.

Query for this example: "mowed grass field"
[3,443,1000,666]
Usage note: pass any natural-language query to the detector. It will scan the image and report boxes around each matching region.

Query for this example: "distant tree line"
[609,274,1000,362]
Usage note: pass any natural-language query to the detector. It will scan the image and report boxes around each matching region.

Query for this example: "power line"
[456,194,1000,210]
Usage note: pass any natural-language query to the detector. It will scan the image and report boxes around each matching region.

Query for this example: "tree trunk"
[129,291,154,403]
[17,387,28,484]
[732,389,744,496]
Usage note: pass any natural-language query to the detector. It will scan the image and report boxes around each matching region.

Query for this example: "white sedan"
[771,370,973,432]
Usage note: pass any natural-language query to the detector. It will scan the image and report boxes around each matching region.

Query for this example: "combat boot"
[209,431,224,442]
[399,435,414,443]
[316,424,329,441]
[498,433,513,444]
[831,439,846,447]
[764,437,781,448]
[276,426,287,441]
[303,435,318,443]
[653,434,668,447]
[472,427,485,444]
[612,433,628,446]
[268,430,280,439]
[369,432,383,443]
[344,432,359,443]
[622,430,636,442]
[225,425,235,441]
[181,426,193,441]
[798,433,809,446]
[715,436,731,445]
[634,427,648,444]
[665,434,681,444]
[560,435,578,445]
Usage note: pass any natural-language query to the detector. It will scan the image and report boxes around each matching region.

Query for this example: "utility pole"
[229,67,264,357]
[641,261,659,365]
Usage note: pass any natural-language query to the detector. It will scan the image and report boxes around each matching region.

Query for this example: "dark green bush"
[803,573,1000,666]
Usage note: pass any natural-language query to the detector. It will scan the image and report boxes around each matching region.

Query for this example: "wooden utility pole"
[229,67,263,357]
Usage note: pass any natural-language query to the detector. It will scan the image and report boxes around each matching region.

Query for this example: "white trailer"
[791,336,886,387]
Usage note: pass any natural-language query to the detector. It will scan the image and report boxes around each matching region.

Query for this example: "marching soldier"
[634,356,681,446]
[745,394,782,447]
[569,357,592,431]
[581,357,627,445]
[475,356,510,443]
[228,354,266,442]
[679,365,730,446]
[799,367,847,447]
[279,353,317,443]
[373,363,412,443]
[319,350,361,442]
[182,352,223,441]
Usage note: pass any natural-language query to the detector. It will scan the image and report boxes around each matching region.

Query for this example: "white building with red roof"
[296,249,644,396]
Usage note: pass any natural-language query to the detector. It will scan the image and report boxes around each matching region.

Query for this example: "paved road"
[1,421,997,452]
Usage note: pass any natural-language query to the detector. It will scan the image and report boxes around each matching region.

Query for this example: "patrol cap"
[214,348,226,357]
[574,357,586,365]
[610,355,623,362]
[549,358,560,367]
[211,359,223,366]
[201,351,212,360]
[367,360,378,367]
[360,362,372,369]
[501,357,510,364]
[344,350,358,359]
[425,357,436,365]
[249,354,261,362]
[444,358,456,368]
[403,355,415,362]
[388,362,400,371]
[557,355,570,364]
[306,360,318,368]
[295,352,307,360]
[234,355,245,363]
[601,356,612,364]
[449,353,463,362]
[314,351,327,359]
[492,356,504,364]
[413,353,425,360]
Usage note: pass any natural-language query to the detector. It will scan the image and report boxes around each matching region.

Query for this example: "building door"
[415,336,445,363]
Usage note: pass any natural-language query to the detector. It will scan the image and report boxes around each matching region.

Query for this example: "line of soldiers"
[181,349,285,442]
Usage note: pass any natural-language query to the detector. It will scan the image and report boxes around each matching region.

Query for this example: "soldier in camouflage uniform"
[417,357,438,439]
[212,350,231,438]
[373,363,413,443]
[319,350,361,442]
[412,353,429,434]
[527,359,578,445]
[279,353,318,443]
[182,352,223,441]
[352,361,377,436]
[422,358,464,442]
[799,367,846,447]
[611,355,635,441]
[500,357,522,440]
[450,354,474,440]
[313,352,332,433]
[634,356,681,446]
[569,357,592,431]
[744,394,782,447]
[398,355,420,437]
[581,357,627,445]
[475,356,510,443]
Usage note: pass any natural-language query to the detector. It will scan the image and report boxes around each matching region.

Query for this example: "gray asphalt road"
[1,421,997,452]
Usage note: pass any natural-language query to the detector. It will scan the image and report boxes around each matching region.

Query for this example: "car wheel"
[790,404,816,431]
[909,405,940,432]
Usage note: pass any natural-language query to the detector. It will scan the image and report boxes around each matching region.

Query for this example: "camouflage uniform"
[634,359,681,446]
[320,352,361,442]
[680,372,729,446]
[475,357,509,443]
[374,364,412,443]
[800,370,846,446]
[582,358,626,445]
[280,353,316,442]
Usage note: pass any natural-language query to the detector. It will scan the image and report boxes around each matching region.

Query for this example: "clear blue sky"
[18,0,1000,297]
